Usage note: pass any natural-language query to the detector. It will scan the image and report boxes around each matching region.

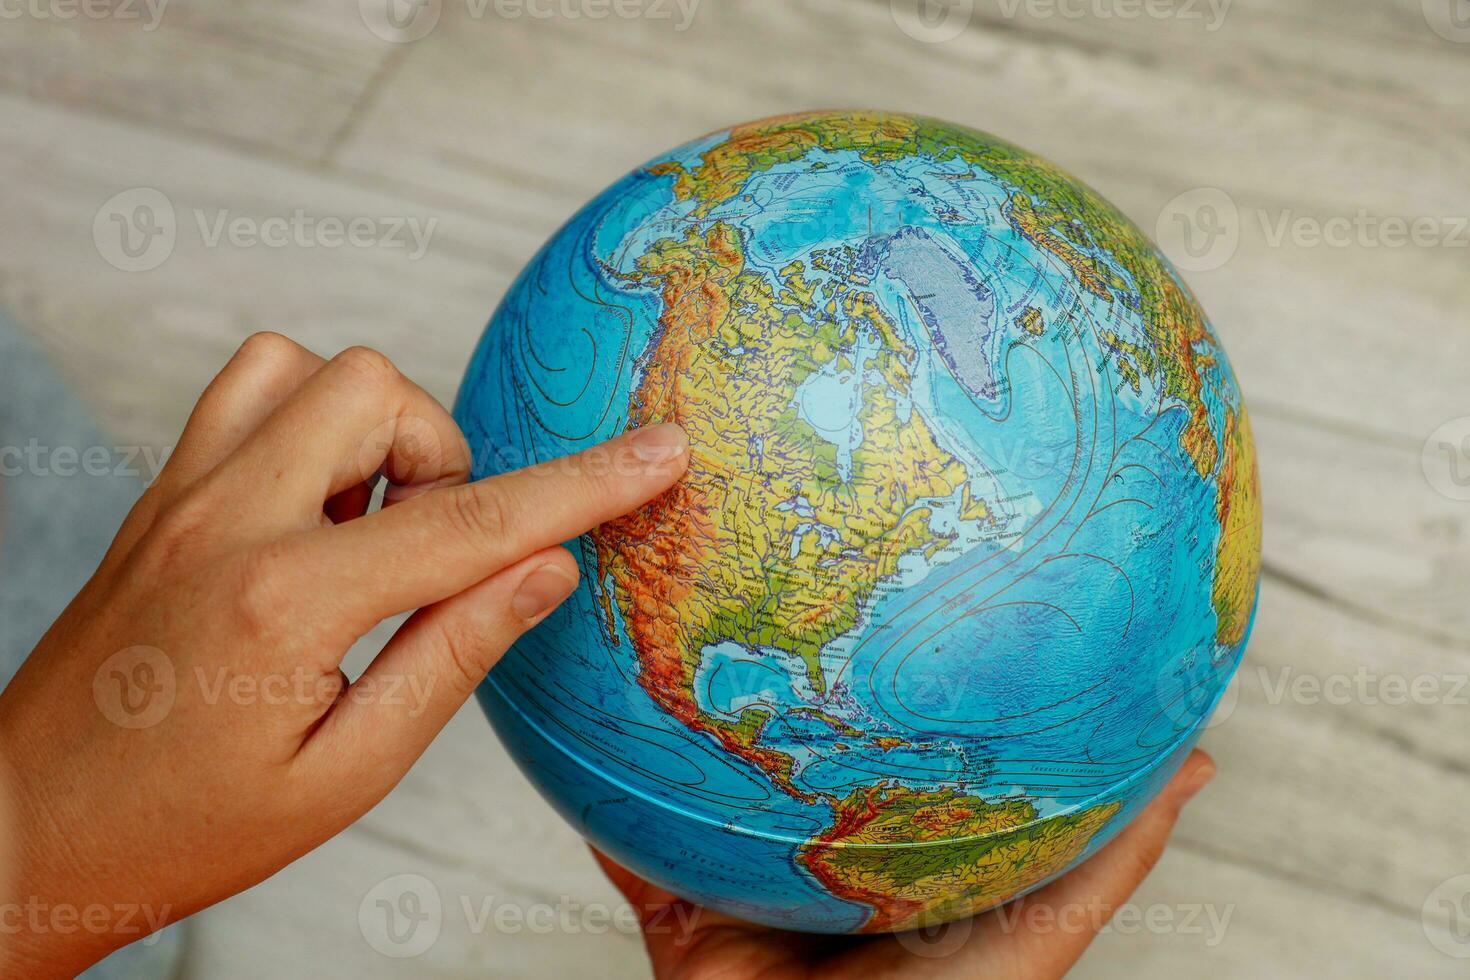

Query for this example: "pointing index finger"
[289,422,689,635]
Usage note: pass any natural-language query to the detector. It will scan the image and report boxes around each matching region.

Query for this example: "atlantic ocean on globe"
[454,111,1262,934]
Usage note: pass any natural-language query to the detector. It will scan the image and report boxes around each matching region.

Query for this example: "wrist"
[0,716,126,977]
[1,916,94,980]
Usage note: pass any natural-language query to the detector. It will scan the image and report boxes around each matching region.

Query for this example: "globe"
[455,111,1262,934]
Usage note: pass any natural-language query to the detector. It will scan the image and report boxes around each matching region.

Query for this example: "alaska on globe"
[455,111,1262,934]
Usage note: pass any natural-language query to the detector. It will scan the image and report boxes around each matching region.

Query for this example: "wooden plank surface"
[1,0,1467,976]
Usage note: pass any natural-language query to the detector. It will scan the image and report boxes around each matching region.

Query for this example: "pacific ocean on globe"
[454,111,1262,934]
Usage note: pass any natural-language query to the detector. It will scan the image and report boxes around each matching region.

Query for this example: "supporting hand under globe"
[602,750,1215,980]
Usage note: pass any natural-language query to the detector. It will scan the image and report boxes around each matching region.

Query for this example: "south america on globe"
[455,111,1262,934]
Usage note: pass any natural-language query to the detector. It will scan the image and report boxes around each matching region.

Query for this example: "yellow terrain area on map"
[801,784,1122,932]
[591,222,986,796]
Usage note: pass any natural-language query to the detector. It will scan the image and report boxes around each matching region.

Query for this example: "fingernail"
[1178,757,1217,803]
[630,422,688,464]
[512,564,578,622]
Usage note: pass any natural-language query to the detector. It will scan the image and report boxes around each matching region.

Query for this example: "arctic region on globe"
[455,111,1262,934]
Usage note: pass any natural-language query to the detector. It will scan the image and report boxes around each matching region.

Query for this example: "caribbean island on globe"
[454,111,1262,934]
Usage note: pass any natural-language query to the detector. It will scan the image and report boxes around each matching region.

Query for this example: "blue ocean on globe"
[455,111,1262,933]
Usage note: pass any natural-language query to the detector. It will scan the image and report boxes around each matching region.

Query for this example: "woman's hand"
[0,333,689,977]
[601,750,1216,980]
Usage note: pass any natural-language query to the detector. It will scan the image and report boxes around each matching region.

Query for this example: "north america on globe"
[456,110,1262,934]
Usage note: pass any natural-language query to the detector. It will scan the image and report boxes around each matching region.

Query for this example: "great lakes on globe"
[455,111,1262,934]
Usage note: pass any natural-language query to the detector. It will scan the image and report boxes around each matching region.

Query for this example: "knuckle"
[1125,835,1168,882]
[581,456,623,504]
[433,619,492,693]
[316,670,350,711]
[229,545,292,637]
[139,491,215,567]
[121,483,168,534]
[331,346,400,387]
[581,443,639,498]
[550,447,612,508]
[445,485,511,542]
[235,331,298,364]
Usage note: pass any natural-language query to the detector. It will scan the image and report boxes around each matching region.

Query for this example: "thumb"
[300,546,580,802]
[592,849,716,978]
[592,849,684,913]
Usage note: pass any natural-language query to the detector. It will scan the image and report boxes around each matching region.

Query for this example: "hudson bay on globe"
[454,111,1262,934]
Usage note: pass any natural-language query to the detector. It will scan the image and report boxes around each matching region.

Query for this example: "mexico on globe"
[454,111,1262,935]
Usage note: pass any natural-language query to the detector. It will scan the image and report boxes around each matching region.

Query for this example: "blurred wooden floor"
[2,0,1470,976]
